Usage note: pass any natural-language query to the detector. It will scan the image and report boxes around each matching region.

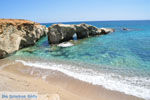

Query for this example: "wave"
[57,42,74,47]
[16,59,150,100]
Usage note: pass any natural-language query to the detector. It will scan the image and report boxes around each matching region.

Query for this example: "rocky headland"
[0,19,115,58]
[0,19,48,58]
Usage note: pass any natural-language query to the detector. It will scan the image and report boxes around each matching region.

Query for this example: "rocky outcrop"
[75,24,89,39]
[48,24,76,44]
[100,28,115,34]
[48,23,115,44]
[0,19,48,58]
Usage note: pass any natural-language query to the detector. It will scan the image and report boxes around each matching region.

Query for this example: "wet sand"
[0,59,144,100]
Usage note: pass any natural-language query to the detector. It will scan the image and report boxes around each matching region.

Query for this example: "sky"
[0,0,150,23]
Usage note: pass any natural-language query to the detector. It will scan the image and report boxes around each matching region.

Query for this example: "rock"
[48,23,115,44]
[75,23,89,39]
[0,49,8,59]
[100,28,115,34]
[0,19,48,56]
[87,25,102,36]
[122,28,139,31]
[48,24,76,44]
[75,23,102,37]
[123,28,128,31]
[18,24,48,48]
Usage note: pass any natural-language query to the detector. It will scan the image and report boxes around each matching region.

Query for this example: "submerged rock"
[122,27,139,31]
[48,23,115,44]
[123,28,129,31]
[0,19,48,58]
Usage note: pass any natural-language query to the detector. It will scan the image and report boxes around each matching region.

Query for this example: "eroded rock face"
[48,23,115,44]
[75,24,89,39]
[48,24,76,44]
[0,19,48,55]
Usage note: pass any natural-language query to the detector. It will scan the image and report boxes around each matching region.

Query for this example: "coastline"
[0,58,143,100]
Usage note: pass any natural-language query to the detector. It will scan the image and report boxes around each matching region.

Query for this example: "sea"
[10,20,150,99]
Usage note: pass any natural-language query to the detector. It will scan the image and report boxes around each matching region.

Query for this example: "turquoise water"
[13,20,150,99]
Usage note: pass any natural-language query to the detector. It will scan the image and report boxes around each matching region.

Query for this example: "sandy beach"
[0,0,150,99]
[0,58,143,100]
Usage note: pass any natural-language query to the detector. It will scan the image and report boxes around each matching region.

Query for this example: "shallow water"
[10,20,150,99]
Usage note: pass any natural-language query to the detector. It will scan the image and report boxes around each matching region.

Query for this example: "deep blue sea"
[13,20,150,99]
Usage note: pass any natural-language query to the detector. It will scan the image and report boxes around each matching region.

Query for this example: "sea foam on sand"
[16,60,150,100]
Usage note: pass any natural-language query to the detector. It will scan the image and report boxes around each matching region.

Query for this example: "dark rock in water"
[48,23,115,44]
[75,24,89,39]
[123,28,129,31]
[122,28,141,31]
[75,23,102,37]
[0,49,8,59]
[122,27,138,31]
[0,19,48,59]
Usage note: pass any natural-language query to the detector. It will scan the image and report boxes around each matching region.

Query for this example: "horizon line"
[0,18,149,24]
[40,19,150,24]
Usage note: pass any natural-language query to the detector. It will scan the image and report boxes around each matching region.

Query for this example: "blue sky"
[0,0,150,23]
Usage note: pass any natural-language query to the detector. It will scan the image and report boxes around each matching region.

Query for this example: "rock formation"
[48,23,115,44]
[0,19,48,58]
[75,24,90,39]
[100,28,115,34]
[48,24,76,44]
[0,19,115,59]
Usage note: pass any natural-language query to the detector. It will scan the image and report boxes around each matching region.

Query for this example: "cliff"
[0,19,48,58]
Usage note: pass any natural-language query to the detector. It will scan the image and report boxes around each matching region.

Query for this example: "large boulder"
[0,19,48,55]
[48,24,76,44]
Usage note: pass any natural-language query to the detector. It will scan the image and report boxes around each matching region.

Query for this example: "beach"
[0,20,150,100]
[0,0,149,99]
[0,58,143,100]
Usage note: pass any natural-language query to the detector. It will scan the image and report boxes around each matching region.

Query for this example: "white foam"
[57,42,74,47]
[16,60,150,100]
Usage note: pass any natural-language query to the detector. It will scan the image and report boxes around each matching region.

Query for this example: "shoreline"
[0,59,143,100]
